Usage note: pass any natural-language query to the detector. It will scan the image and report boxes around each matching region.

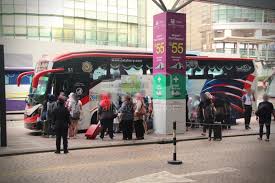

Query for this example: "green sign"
[153,73,186,100]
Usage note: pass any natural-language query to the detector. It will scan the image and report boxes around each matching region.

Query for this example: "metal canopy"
[152,0,275,12]
[152,0,195,12]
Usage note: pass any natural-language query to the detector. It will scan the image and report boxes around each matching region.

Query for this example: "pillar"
[153,12,186,134]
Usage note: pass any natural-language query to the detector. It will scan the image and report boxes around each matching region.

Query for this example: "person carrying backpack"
[47,94,57,137]
[202,92,216,141]
[256,94,275,141]
[133,93,146,140]
[68,92,82,139]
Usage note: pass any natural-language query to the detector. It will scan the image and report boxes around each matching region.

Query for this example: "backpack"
[204,104,215,121]
[135,103,147,117]
[47,102,56,120]
[255,102,270,117]
[70,101,81,119]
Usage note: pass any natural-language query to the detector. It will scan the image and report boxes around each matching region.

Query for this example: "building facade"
[0,0,148,64]
[181,2,275,64]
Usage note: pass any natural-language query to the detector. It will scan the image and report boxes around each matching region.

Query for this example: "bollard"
[168,121,182,165]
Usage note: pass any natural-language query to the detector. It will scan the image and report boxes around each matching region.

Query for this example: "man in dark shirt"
[256,94,275,141]
[53,96,70,154]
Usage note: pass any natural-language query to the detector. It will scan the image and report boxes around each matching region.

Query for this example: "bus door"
[52,73,72,97]
[70,73,90,100]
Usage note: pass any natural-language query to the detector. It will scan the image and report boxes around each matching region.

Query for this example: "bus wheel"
[90,112,98,125]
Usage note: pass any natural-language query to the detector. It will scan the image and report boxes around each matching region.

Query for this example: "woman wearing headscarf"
[118,95,134,140]
[98,92,117,140]
[133,93,146,140]
[68,92,82,139]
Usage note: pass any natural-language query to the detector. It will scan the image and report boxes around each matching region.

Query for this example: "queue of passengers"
[41,91,153,154]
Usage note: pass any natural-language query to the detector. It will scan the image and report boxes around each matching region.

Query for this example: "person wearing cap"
[255,94,275,141]
[52,96,70,154]
[242,89,256,130]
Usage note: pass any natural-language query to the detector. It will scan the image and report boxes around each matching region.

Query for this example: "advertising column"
[153,12,186,134]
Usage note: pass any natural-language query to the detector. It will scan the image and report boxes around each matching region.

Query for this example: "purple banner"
[153,12,186,75]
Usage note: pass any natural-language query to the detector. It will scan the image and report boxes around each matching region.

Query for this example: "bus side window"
[111,68,120,78]
[93,67,107,80]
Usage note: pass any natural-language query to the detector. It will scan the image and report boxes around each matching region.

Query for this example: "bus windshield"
[267,76,275,97]
[27,76,49,105]
[31,76,49,95]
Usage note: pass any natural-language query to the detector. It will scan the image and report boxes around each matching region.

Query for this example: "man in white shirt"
[242,89,255,130]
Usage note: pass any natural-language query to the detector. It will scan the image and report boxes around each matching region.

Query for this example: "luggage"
[85,123,101,139]
[213,122,222,141]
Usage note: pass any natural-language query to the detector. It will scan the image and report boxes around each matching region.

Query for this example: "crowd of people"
[187,89,275,141]
[40,89,274,154]
[41,91,153,154]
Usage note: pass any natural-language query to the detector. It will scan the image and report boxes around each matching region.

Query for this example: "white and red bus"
[264,69,275,106]
[17,51,256,130]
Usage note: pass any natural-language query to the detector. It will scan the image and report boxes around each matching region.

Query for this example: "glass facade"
[213,5,264,23]
[0,0,147,48]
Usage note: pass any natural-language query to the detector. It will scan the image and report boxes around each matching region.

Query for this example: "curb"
[0,132,260,157]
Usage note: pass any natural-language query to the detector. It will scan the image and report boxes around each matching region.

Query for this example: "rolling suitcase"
[85,123,101,139]
[213,122,222,141]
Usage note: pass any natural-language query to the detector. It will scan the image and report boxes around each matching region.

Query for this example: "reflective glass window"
[27,27,39,37]
[52,28,63,39]
[85,0,97,11]
[14,4,26,13]
[85,20,96,30]
[64,17,74,28]
[27,15,38,26]
[75,18,85,29]
[75,29,85,43]
[15,15,26,26]
[15,26,27,36]
[85,10,97,19]
[86,31,96,40]
[2,5,14,13]
[3,26,14,35]
[2,15,14,26]
[64,29,75,40]
[40,27,51,37]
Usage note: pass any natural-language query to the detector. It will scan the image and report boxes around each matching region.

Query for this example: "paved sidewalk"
[1,117,273,157]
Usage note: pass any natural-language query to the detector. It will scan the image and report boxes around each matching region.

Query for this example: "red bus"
[17,51,256,130]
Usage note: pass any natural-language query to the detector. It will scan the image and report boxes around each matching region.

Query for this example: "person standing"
[133,93,146,140]
[256,94,275,141]
[202,92,216,141]
[242,89,256,130]
[118,95,134,140]
[98,92,117,140]
[199,93,207,136]
[46,94,56,138]
[53,96,70,154]
[68,93,82,139]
